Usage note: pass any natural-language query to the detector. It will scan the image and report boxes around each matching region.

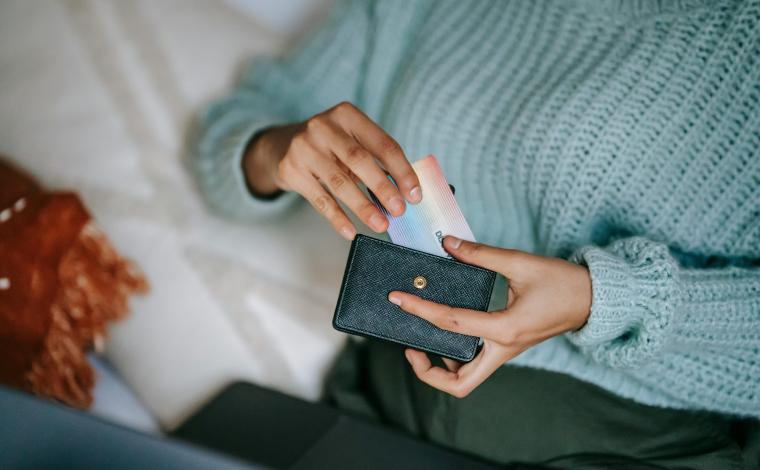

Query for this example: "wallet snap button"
[413,276,428,289]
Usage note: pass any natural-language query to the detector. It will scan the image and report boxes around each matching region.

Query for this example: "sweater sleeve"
[566,237,760,412]
[190,0,374,220]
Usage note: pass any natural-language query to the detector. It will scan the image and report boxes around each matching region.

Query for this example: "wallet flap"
[333,235,496,362]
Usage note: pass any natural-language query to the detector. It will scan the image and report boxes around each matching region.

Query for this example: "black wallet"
[332,235,497,362]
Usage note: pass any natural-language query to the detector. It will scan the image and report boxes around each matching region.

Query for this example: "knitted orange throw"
[0,158,148,408]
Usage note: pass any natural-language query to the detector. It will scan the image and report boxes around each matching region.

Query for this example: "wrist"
[570,265,593,331]
[242,131,281,197]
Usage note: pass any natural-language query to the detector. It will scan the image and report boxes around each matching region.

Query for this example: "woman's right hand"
[242,101,422,240]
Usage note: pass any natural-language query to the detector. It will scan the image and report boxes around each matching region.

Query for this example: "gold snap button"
[413,276,427,289]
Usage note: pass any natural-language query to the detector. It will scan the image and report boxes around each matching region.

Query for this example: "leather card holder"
[332,235,496,362]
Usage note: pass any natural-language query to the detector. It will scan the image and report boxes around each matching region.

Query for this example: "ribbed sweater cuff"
[199,118,300,220]
[566,238,679,368]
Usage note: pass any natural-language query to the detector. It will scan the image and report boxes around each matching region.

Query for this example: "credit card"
[370,155,476,258]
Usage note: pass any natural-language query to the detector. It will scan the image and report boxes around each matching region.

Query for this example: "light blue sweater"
[192,0,760,417]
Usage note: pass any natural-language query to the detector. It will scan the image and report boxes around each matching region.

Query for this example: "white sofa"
[0,0,345,432]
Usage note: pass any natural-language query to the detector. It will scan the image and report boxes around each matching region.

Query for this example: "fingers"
[388,291,496,339]
[405,349,458,385]
[441,357,462,372]
[308,117,407,217]
[443,236,527,276]
[284,133,388,235]
[405,343,514,398]
[390,290,536,348]
[287,163,356,241]
[306,144,389,233]
[330,102,421,203]
[283,101,418,237]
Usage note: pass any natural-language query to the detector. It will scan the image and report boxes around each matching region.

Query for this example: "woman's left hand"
[388,236,593,398]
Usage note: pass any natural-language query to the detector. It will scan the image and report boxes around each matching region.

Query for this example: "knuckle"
[328,172,348,191]
[378,138,403,158]
[289,133,309,153]
[462,242,481,257]
[333,101,354,114]
[450,384,471,399]
[305,115,327,133]
[312,195,333,215]
[345,145,367,164]
[376,179,397,197]
[440,309,460,331]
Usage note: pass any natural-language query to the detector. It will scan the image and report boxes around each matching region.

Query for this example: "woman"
[193,0,759,467]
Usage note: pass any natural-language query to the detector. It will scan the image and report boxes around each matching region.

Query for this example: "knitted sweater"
[192,0,760,417]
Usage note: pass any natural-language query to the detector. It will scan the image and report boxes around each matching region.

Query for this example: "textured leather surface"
[333,235,496,362]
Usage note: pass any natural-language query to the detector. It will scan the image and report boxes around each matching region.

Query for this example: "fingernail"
[388,196,405,214]
[340,226,356,240]
[404,349,414,363]
[409,186,422,204]
[446,236,462,250]
[369,213,387,232]
[388,293,402,306]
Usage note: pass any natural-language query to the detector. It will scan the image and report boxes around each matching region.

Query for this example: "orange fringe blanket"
[0,158,148,408]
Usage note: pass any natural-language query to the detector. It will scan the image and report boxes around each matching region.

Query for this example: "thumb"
[443,236,525,277]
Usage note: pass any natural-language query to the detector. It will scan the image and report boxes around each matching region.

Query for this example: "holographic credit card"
[371,155,476,258]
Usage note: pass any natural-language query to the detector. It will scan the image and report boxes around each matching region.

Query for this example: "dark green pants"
[324,339,750,469]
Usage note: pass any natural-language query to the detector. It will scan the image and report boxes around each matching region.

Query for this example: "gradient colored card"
[371,155,476,258]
